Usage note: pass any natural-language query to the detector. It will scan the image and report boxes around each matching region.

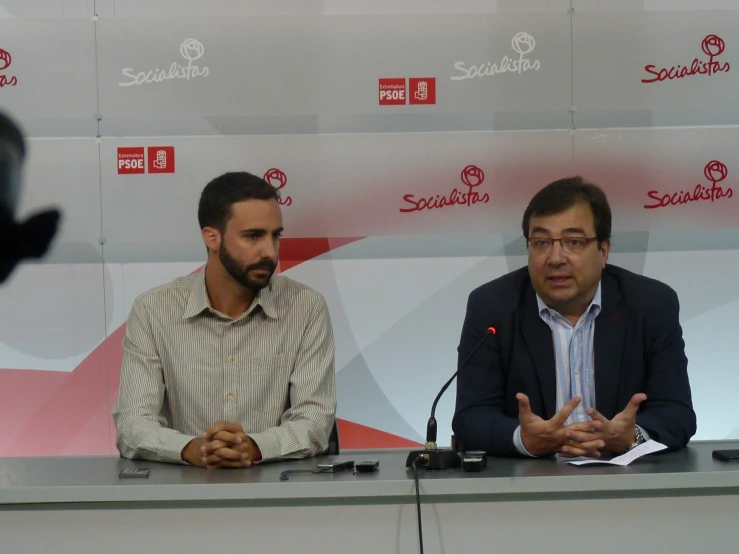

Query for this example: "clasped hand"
[182,421,261,468]
[517,393,647,457]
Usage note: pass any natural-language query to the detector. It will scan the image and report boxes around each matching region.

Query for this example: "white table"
[2,441,739,553]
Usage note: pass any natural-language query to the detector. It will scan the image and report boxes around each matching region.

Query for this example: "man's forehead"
[228,199,281,222]
[530,204,595,231]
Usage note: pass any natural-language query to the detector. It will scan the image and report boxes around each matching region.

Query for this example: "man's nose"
[547,241,567,265]
[259,237,278,259]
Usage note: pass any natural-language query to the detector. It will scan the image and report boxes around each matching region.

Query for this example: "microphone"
[405,325,497,470]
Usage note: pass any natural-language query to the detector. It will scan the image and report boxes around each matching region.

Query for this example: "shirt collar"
[536,280,602,321]
[183,269,278,320]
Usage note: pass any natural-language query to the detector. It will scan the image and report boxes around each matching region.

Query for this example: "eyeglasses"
[526,237,599,255]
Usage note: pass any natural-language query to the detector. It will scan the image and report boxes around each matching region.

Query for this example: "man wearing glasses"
[452,177,696,458]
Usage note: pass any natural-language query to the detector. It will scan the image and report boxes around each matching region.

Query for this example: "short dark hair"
[522,176,612,242]
[197,171,279,231]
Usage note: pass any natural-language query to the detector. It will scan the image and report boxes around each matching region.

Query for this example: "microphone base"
[406,449,461,470]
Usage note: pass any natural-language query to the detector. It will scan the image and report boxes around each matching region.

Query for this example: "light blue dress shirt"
[513,282,648,456]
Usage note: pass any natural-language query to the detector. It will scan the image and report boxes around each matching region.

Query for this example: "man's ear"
[201,226,221,254]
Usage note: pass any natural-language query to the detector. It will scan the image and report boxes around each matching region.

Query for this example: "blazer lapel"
[520,287,557,418]
[594,273,627,419]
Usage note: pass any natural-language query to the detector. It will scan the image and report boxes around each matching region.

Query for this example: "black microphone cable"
[411,454,426,554]
[408,324,497,553]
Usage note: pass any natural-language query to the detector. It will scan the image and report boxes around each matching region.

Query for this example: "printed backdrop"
[1,0,738,456]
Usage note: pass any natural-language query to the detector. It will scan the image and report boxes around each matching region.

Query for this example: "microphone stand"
[405,326,496,469]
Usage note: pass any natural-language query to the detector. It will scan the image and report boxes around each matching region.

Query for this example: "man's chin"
[534,281,572,300]
[244,274,273,290]
[539,289,577,310]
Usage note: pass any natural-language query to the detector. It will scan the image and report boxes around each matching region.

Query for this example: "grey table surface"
[2,441,739,508]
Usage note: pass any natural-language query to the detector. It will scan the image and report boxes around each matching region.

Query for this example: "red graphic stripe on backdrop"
[0,237,380,457]
[0,368,67,455]
[336,419,421,449]
[278,237,363,271]
[0,325,127,457]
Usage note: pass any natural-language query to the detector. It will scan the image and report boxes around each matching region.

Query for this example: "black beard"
[218,243,276,291]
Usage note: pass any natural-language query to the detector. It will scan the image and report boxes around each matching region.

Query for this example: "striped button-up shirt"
[513,283,601,455]
[113,271,336,464]
[537,283,601,426]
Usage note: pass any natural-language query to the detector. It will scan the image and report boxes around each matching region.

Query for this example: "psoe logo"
[117,146,175,174]
[147,146,175,174]
[117,147,145,174]
[451,32,540,81]
[0,49,18,88]
[119,38,210,87]
[379,77,437,105]
[409,78,436,105]
[400,164,490,213]
[644,160,732,209]
[263,168,293,206]
[642,34,730,84]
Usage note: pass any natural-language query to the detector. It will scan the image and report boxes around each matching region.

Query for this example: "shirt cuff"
[166,434,199,465]
[247,431,279,463]
[513,425,536,457]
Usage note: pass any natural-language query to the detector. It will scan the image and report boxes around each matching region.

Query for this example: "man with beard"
[113,172,336,467]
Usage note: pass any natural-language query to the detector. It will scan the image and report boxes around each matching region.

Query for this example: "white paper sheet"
[564,440,667,466]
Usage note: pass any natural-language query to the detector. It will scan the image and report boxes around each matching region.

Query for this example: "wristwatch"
[627,426,645,451]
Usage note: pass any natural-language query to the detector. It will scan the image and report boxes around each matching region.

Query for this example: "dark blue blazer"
[452,264,696,457]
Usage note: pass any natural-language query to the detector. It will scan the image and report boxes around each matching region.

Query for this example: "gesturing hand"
[518,393,604,457]
[585,393,647,454]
